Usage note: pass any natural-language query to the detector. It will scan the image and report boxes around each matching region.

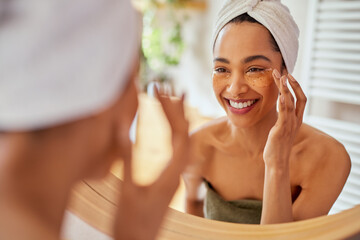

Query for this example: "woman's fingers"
[287,74,307,122]
[272,70,286,126]
[152,86,190,194]
[272,69,282,90]
[277,75,288,122]
[154,85,188,135]
[273,69,296,113]
[154,85,170,105]
[281,76,295,108]
[273,69,294,111]
[273,69,296,105]
[154,85,177,120]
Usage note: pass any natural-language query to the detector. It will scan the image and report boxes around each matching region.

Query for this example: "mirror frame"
[67,173,360,239]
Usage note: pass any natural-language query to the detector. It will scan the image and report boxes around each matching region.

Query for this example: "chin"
[227,115,259,128]
[224,106,262,129]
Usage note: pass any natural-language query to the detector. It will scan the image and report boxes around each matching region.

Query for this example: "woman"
[184,0,351,224]
[0,1,189,239]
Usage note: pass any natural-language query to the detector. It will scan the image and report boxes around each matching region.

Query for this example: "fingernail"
[282,76,287,86]
[280,95,285,104]
[273,69,281,78]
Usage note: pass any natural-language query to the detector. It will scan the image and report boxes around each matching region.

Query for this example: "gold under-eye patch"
[212,68,274,88]
[245,68,273,87]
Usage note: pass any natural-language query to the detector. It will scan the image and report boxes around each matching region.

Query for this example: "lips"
[225,98,259,114]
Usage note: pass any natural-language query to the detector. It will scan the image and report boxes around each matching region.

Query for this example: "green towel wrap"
[204,180,262,224]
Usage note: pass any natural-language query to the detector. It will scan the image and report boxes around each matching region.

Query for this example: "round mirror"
[66,94,360,239]
[67,172,360,239]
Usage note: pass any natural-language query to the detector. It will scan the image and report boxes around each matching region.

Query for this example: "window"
[301,0,360,214]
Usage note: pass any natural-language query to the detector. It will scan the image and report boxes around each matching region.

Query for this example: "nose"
[227,73,249,96]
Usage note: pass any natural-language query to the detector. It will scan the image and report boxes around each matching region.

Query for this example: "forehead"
[214,22,275,60]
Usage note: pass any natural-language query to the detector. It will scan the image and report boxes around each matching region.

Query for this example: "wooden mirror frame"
[66,94,360,239]
[67,173,360,240]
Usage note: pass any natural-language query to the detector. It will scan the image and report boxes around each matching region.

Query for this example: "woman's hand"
[263,70,307,168]
[261,69,307,224]
[114,87,189,240]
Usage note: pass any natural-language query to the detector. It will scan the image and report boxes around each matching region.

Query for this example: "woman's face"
[213,22,285,128]
[84,61,139,179]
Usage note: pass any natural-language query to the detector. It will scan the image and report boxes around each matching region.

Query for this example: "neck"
[0,133,78,235]
[228,107,278,155]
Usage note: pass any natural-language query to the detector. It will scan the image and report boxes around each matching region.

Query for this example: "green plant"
[141,0,186,77]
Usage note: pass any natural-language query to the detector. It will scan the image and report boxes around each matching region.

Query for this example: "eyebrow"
[243,55,271,64]
[213,55,272,64]
[213,57,230,64]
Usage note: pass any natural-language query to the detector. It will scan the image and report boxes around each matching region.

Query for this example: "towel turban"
[0,0,141,131]
[212,0,299,73]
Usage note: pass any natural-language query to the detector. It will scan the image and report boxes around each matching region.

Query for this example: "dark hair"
[229,13,286,70]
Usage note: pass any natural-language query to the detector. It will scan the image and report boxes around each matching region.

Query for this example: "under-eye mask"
[213,68,274,88]
[245,68,273,87]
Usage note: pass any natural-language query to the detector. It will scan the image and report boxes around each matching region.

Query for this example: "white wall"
[169,0,310,118]
[169,0,223,117]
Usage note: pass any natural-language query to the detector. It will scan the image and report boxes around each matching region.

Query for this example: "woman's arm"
[262,71,351,224]
[291,141,351,220]
[183,172,205,217]
[261,164,293,224]
[183,133,207,217]
[261,71,306,224]
[114,89,190,240]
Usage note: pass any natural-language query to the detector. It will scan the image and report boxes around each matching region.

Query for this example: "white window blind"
[302,0,360,214]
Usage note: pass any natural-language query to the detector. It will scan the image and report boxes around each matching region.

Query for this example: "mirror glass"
[130,0,360,222]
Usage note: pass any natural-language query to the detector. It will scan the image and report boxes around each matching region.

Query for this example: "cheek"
[245,69,274,88]
[212,74,227,97]
[261,83,279,105]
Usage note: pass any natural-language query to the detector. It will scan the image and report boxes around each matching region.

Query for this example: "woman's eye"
[214,67,227,73]
[248,68,264,73]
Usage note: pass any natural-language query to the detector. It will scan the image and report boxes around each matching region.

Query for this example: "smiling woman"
[183,0,351,225]
[0,1,191,240]
[212,20,282,126]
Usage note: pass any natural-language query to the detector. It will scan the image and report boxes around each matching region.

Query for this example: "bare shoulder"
[183,117,229,197]
[300,123,350,161]
[294,123,351,182]
[186,117,228,174]
[190,116,228,139]
[190,116,229,152]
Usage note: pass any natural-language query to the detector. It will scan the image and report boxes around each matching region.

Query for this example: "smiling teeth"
[229,100,256,109]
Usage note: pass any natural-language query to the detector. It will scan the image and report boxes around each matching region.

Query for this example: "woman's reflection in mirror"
[183,0,351,225]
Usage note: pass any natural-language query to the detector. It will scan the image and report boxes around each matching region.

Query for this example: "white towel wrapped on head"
[212,0,299,74]
[0,0,141,131]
